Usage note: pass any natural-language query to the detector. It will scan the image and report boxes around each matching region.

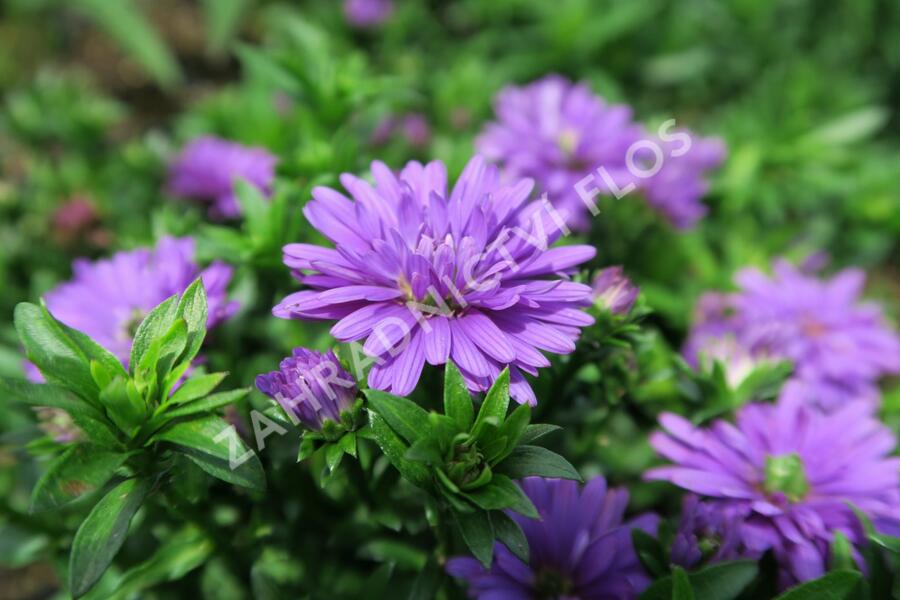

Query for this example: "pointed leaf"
[130,295,178,375]
[455,510,495,568]
[443,361,474,431]
[69,478,151,598]
[773,571,863,600]
[164,388,249,419]
[673,567,695,600]
[167,372,228,406]
[31,445,130,513]
[154,416,265,491]
[368,413,431,488]
[364,389,431,444]
[463,474,538,518]
[490,511,529,564]
[175,279,209,366]
[518,423,561,445]
[639,560,758,600]
[496,445,581,481]
[472,368,509,439]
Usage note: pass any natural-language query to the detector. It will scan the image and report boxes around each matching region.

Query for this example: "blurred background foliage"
[1,0,898,598]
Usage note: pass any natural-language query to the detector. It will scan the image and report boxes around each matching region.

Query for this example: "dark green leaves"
[69,477,152,598]
[773,571,864,599]
[640,560,759,600]
[495,445,581,481]
[30,445,130,512]
[153,416,265,492]
[454,509,494,568]
[364,389,431,444]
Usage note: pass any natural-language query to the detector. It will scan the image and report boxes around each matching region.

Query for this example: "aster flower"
[592,266,638,315]
[684,260,900,410]
[646,397,900,587]
[40,236,237,369]
[670,494,752,569]
[478,76,725,230]
[273,155,596,405]
[343,0,393,28]
[256,348,358,432]
[634,131,726,229]
[446,476,658,599]
[478,75,643,230]
[168,136,276,219]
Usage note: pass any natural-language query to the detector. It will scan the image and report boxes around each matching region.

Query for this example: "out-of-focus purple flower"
[256,349,357,431]
[684,260,900,411]
[478,75,643,230]
[168,136,276,219]
[635,131,726,229]
[343,0,393,28]
[478,76,726,231]
[35,407,82,443]
[646,397,900,587]
[671,494,754,568]
[447,477,658,599]
[592,266,638,315]
[371,113,431,148]
[39,237,237,369]
[273,155,596,405]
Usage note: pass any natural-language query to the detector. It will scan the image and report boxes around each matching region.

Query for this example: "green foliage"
[367,362,580,566]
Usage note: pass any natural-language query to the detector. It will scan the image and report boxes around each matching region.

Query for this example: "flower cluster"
[447,476,658,599]
[39,236,237,368]
[647,397,900,587]
[684,260,900,410]
[273,155,596,405]
[477,75,725,230]
[168,136,277,219]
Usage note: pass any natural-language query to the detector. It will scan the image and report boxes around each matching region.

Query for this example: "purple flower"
[273,155,596,405]
[478,75,643,230]
[371,112,431,148]
[41,236,237,368]
[670,494,754,568]
[478,76,726,230]
[256,349,357,431]
[684,260,900,411]
[343,0,393,28]
[592,266,638,315]
[646,397,900,587]
[635,131,726,229]
[168,136,276,219]
[447,477,658,599]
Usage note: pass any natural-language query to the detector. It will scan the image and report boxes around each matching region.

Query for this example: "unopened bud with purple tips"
[256,349,358,433]
[592,266,638,315]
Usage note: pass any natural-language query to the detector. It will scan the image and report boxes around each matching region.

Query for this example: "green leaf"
[325,442,344,474]
[443,361,474,431]
[100,377,147,437]
[472,368,510,439]
[89,526,213,600]
[463,474,538,518]
[405,437,444,464]
[640,560,758,600]
[129,294,178,377]
[632,528,667,578]
[490,511,529,564]
[62,325,127,382]
[175,279,209,367]
[518,423,561,445]
[153,319,189,385]
[71,0,183,88]
[496,403,531,461]
[364,389,431,444]
[368,413,431,488]
[831,532,857,572]
[69,477,151,598]
[673,566,695,600]
[773,571,864,600]
[495,445,581,481]
[870,533,900,554]
[164,388,249,419]
[14,302,97,401]
[167,372,228,406]
[455,509,495,568]
[31,445,130,513]
[202,0,250,54]
[0,377,104,420]
[153,416,265,491]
